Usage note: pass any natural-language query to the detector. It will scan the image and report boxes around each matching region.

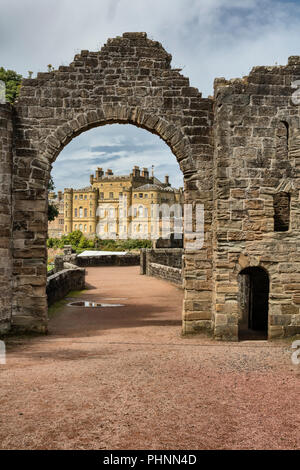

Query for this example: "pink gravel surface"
[0,266,299,450]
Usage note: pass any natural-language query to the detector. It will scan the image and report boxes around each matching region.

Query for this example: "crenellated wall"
[0,104,13,333]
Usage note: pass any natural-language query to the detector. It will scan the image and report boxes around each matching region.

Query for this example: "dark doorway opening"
[238,267,269,340]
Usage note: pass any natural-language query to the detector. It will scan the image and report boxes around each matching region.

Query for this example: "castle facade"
[48,166,183,239]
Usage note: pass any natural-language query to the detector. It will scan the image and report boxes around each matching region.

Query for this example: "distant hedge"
[47,230,152,253]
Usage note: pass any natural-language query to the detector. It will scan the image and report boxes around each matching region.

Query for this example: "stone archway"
[3,32,214,334]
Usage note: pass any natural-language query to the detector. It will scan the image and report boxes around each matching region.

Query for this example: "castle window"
[134,194,137,198]
[144,208,148,217]
[79,207,83,218]
[138,206,143,217]
[274,192,290,232]
[100,192,104,199]
[145,194,148,198]
[90,226,92,232]
[139,193,143,198]
[84,208,87,217]
[75,195,77,200]
[109,192,114,199]
[74,208,77,217]
[79,224,83,231]
[84,195,87,200]
[79,194,83,200]
[84,224,87,232]
[75,224,77,229]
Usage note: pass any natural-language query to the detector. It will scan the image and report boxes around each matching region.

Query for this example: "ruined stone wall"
[140,248,183,285]
[0,104,13,333]
[1,33,299,340]
[147,263,182,286]
[141,248,183,271]
[47,267,85,306]
[74,253,140,267]
[11,32,213,334]
[213,59,300,340]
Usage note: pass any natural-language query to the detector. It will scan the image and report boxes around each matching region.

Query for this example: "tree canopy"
[48,176,59,222]
[0,67,22,103]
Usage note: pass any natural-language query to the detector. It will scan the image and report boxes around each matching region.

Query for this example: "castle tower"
[64,188,73,234]
[88,188,98,236]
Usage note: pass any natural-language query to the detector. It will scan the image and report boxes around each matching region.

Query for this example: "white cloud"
[51,125,183,191]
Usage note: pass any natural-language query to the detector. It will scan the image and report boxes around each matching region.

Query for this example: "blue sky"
[2,0,300,190]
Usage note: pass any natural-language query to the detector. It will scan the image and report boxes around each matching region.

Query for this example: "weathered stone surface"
[0,104,13,333]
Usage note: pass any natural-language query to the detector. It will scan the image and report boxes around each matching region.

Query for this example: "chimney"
[164,175,170,186]
[141,167,149,179]
[96,167,104,179]
[133,166,140,177]
[58,191,62,201]
[90,174,94,184]
[105,169,113,176]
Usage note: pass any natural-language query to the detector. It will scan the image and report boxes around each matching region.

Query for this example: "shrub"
[47,231,152,252]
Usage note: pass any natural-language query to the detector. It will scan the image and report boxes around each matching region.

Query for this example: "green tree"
[48,176,59,222]
[0,67,22,103]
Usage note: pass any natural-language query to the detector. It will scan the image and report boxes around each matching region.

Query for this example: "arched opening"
[238,267,269,340]
[7,32,214,337]
[49,122,184,242]
[46,122,185,336]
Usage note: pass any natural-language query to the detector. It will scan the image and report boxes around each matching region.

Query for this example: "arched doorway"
[238,267,269,340]
[6,32,213,335]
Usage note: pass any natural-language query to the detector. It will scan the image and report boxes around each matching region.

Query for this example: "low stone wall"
[76,253,140,267]
[47,267,85,306]
[148,262,182,285]
[57,252,140,267]
[140,248,183,286]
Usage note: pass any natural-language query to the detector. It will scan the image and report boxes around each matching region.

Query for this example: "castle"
[48,166,183,239]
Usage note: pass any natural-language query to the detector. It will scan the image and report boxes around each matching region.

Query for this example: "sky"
[2,0,300,190]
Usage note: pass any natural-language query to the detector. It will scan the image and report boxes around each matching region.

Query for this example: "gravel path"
[0,266,299,450]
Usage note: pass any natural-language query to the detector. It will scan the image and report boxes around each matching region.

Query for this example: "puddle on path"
[67,301,125,308]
